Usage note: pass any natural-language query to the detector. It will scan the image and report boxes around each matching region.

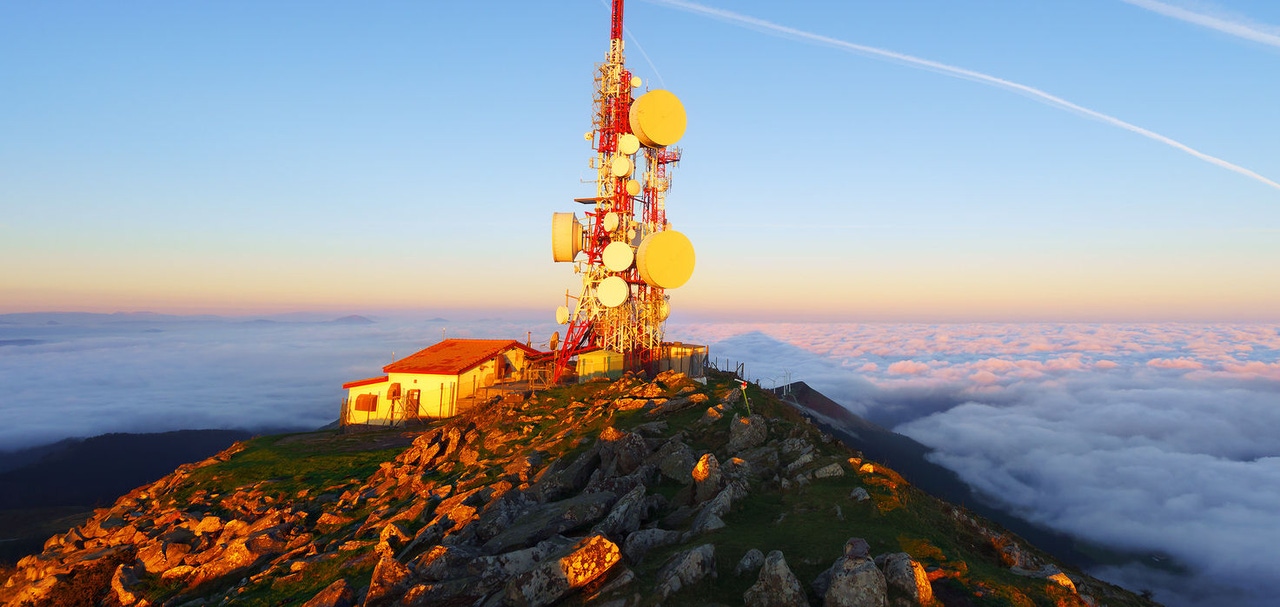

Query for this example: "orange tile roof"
[342,375,388,389]
[382,339,539,376]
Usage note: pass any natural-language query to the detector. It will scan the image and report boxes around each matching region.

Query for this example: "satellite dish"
[596,275,629,308]
[657,300,670,321]
[602,212,620,232]
[555,305,570,324]
[631,76,642,88]
[636,230,695,289]
[551,213,582,262]
[610,155,633,177]
[629,90,687,148]
[625,179,641,196]
[618,133,640,155]
[627,228,637,242]
[602,241,635,273]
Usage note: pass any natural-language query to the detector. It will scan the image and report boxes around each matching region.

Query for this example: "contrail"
[643,0,1280,192]
[1120,0,1280,48]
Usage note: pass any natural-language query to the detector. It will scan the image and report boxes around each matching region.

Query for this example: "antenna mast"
[548,0,694,382]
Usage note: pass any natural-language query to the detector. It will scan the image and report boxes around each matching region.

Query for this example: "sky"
[2,0,1278,321]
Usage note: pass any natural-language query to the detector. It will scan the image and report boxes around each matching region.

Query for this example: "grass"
[167,429,416,507]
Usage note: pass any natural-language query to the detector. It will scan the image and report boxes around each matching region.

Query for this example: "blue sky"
[2,1,1277,320]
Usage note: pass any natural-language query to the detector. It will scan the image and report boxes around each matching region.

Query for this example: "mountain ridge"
[0,371,1158,606]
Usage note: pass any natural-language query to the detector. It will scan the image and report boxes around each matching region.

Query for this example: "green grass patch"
[169,430,413,504]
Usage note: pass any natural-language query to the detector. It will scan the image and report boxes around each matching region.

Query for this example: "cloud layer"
[669,321,1280,607]
[0,313,556,452]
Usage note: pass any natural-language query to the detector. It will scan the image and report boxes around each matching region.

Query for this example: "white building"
[341,339,541,426]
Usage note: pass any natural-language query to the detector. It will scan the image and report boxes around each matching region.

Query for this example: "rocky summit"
[0,370,1160,606]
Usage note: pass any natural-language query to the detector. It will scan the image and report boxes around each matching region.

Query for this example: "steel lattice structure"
[550,0,691,382]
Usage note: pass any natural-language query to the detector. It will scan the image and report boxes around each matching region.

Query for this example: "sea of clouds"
[669,322,1280,607]
[0,312,559,452]
[2,314,1276,605]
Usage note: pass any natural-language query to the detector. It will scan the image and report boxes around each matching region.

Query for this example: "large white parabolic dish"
[596,275,630,308]
[551,213,582,262]
[636,230,695,289]
[602,241,635,273]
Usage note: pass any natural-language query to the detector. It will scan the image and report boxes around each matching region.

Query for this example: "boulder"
[700,406,725,424]
[875,552,933,607]
[591,485,649,540]
[824,556,887,607]
[744,550,807,607]
[689,481,748,536]
[813,463,845,479]
[364,553,412,606]
[414,544,481,582]
[503,534,620,607]
[727,414,769,453]
[735,548,765,576]
[850,487,871,502]
[655,543,717,600]
[599,429,651,477]
[622,528,682,564]
[531,446,601,502]
[481,491,617,554]
[303,578,356,607]
[784,451,815,475]
[844,538,871,560]
[692,453,723,503]
[653,440,698,484]
[468,536,574,581]
[110,563,143,606]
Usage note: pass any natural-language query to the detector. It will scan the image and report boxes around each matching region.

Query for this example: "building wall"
[343,380,390,426]
[660,343,708,378]
[577,350,625,382]
[386,372,459,419]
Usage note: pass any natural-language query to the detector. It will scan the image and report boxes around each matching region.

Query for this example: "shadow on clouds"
[669,321,1280,607]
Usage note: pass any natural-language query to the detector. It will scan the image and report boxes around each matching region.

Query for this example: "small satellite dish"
[627,228,637,242]
[602,212,620,232]
[602,241,635,273]
[555,305,570,324]
[657,300,670,321]
[636,230,695,289]
[610,155,633,178]
[625,179,641,196]
[584,131,593,141]
[631,76,642,88]
[596,275,629,308]
[618,133,640,155]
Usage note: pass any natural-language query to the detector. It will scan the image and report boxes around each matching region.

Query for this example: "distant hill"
[330,314,376,325]
[0,430,255,510]
[778,381,1104,570]
[0,429,254,564]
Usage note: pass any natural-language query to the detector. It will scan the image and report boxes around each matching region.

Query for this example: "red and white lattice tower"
[550,0,694,381]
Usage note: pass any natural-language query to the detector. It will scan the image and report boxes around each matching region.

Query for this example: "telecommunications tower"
[550,0,695,381]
